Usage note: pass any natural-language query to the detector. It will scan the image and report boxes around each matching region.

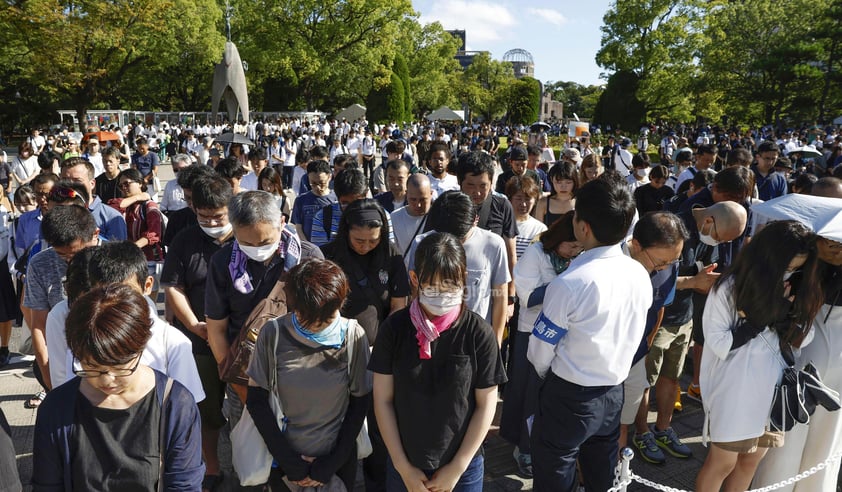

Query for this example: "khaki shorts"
[713,430,785,453]
[621,358,650,425]
[646,321,693,386]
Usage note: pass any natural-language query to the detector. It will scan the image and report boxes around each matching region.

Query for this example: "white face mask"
[636,168,650,178]
[783,269,798,282]
[419,291,462,316]
[239,241,279,262]
[200,223,232,239]
[698,221,721,247]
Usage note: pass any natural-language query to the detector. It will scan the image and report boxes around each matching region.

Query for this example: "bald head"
[811,177,842,199]
[692,201,748,243]
[406,173,433,217]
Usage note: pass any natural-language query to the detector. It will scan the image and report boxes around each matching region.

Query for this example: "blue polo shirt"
[751,165,788,201]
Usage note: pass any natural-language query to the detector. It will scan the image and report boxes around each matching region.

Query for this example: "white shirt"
[514,242,559,333]
[12,156,38,182]
[160,180,187,212]
[390,206,426,259]
[86,153,104,177]
[675,166,715,191]
[527,244,652,386]
[46,297,205,402]
[700,279,811,443]
[241,172,258,191]
[429,174,459,197]
[346,136,361,155]
[514,216,547,261]
[613,148,633,177]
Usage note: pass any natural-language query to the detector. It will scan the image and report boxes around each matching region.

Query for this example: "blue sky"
[414,0,611,87]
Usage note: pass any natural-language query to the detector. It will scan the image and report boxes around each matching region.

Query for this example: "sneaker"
[0,347,9,368]
[674,385,683,412]
[686,383,702,403]
[652,426,692,458]
[512,447,533,478]
[632,432,666,464]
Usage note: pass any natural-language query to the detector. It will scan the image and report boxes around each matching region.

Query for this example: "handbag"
[345,320,374,460]
[231,320,285,485]
[761,333,841,432]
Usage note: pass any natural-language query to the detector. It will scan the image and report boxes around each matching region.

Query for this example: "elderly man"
[633,201,747,464]
[205,191,321,426]
[60,157,127,241]
[390,173,433,258]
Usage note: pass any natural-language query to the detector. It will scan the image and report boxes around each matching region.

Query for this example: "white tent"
[335,104,366,121]
[751,194,842,242]
[833,115,842,125]
[426,106,464,121]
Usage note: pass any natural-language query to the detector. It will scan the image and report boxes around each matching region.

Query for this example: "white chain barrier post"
[605,446,842,491]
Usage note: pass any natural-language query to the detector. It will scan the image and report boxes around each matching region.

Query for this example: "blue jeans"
[385,454,484,492]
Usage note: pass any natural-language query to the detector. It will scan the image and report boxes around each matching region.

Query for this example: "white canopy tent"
[335,104,366,121]
[833,115,842,125]
[426,106,464,121]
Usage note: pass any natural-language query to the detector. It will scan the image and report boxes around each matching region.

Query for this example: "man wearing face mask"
[627,152,651,193]
[204,191,323,428]
[161,174,235,487]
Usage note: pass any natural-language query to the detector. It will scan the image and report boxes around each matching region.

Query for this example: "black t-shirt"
[205,243,285,342]
[476,194,518,239]
[71,387,159,491]
[320,241,410,344]
[160,225,233,355]
[634,183,675,215]
[95,174,123,202]
[368,308,507,470]
[162,207,198,248]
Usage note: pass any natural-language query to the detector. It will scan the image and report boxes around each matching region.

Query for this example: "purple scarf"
[229,224,302,294]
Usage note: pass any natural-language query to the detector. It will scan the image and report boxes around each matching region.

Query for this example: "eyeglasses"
[73,354,142,378]
[643,248,680,270]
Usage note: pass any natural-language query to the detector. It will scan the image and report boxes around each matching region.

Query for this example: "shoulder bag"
[231,319,285,485]
[760,333,841,432]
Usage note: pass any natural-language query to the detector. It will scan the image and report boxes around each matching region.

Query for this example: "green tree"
[507,77,541,125]
[2,0,224,127]
[396,20,461,118]
[596,0,704,123]
[458,52,515,121]
[393,54,411,122]
[592,70,646,131]
[701,0,828,125]
[232,0,414,112]
[544,81,604,119]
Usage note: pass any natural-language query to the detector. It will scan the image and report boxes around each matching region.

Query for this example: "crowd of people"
[0,117,840,492]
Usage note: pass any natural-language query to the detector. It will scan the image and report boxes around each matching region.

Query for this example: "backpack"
[219,277,288,386]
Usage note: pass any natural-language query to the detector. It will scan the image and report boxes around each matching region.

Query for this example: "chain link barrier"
[606,447,842,492]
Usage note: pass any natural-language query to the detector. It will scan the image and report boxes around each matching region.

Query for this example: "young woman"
[533,161,578,227]
[114,169,165,301]
[33,284,203,490]
[579,153,604,186]
[501,212,581,476]
[246,259,371,492]
[370,232,507,492]
[696,220,824,492]
[258,167,290,219]
[504,175,547,261]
